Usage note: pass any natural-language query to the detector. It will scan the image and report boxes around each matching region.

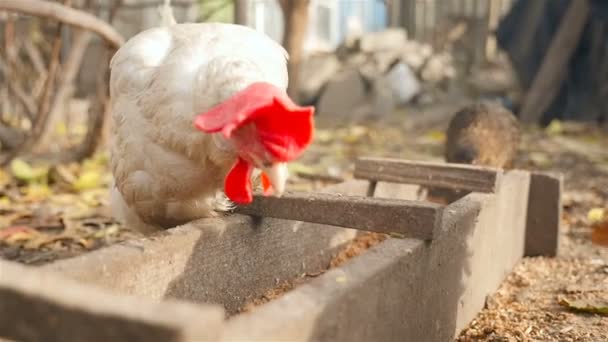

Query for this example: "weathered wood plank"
[354,157,501,193]
[223,170,531,342]
[525,172,562,257]
[0,260,224,342]
[235,192,442,240]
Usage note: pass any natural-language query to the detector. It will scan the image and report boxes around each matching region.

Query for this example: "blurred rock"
[368,76,395,118]
[386,62,420,106]
[299,27,459,113]
[360,28,408,53]
[421,53,456,84]
[299,54,341,105]
[316,69,367,118]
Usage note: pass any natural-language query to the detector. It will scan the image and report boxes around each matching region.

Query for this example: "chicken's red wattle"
[194,82,315,204]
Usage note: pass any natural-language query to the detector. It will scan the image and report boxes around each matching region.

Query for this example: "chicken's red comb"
[194,82,315,162]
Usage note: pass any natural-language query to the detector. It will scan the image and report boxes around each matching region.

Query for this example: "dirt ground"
[457,124,608,341]
[1,100,607,341]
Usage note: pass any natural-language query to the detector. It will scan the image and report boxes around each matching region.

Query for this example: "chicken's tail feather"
[158,0,177,27]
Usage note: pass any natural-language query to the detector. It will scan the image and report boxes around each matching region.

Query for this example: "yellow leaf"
[94,224,120,239]
[287,162,318,175]
[315,129,334,144]
[425,130,446,143]
[558,297,608,315]
[73,171,102,191]
[10,159,49,182]
[0,169,11,188]
[342,126,368,143]
[545,120,563,135]
[80,189,108,206]
[55,122,68,136]
[22,184,53,201]
[588,208,605,224]
[72,124,87,136]
[529,152,552,168]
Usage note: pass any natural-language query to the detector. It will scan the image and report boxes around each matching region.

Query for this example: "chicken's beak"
[261,162,288,197]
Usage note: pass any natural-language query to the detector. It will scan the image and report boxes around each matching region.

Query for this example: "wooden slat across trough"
[0,158,562,342]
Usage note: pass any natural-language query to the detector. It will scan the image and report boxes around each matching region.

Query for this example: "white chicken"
[109,2,314,233]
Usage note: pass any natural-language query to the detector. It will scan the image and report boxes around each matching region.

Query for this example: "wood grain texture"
[354,157,501,193]
[236,191,443,240]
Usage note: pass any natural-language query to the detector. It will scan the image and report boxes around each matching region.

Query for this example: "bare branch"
[0,0,70,165]
[35,29,93,150]
[0,54,37,119]
[0,0,125,48]
[23,40,46,76]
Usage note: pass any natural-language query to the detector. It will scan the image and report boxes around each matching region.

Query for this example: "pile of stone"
[299,28,457,120]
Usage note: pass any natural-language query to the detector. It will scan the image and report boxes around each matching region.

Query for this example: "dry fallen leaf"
[529,152,552,168]
[424,130,446,143]
[587,208,605,224]
[558,297,608,315]
[73,170,102,191]
[591,220,608,247]
[0,225,39,244]
[10,159,49,183]
[545,119,563,136]
[21,184,53,202]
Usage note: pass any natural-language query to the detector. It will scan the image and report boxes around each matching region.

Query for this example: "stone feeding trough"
[0,158,561,342]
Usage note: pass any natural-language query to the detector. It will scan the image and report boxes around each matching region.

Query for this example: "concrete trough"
[0,159,562,341]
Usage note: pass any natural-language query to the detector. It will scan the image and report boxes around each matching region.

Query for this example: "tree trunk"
[518,0,590,124]
[278,0,310,101]
[234,0,247,25]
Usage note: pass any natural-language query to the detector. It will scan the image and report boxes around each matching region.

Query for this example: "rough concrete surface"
[224,171,531,341]
[525,171,563,257]
[0,260,224,342]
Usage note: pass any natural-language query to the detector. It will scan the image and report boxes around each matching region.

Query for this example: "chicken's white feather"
[109,20,289,233]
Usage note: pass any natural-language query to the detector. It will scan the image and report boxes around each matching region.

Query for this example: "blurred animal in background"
[445,101,521,168]
[427,101,521,204]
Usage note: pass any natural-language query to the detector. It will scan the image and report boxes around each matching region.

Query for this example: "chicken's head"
[194,82,314,204]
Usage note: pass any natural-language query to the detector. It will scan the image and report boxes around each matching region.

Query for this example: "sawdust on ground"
[458,125,608,342]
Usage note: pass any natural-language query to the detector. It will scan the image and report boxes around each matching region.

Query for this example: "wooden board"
[355,157,502,193]
[236,192,443,240]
